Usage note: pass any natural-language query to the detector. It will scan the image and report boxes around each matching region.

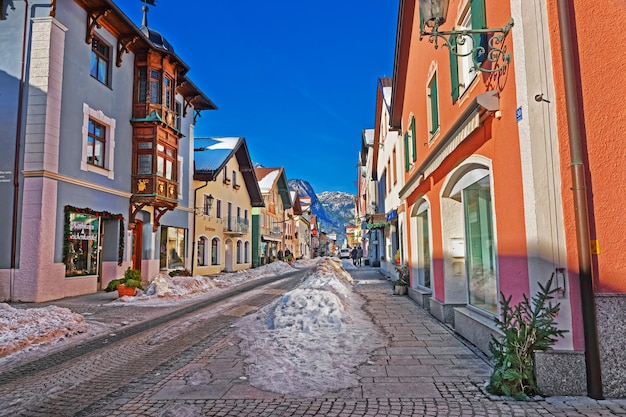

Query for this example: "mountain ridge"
[288,179,355,246]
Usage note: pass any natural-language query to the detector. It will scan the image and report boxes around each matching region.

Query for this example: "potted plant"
[105,267,143,297]
[394,249,401,264]
[394,262,409,295]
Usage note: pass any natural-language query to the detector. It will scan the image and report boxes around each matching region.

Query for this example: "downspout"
[556,0,603,399]
[191,180,209,276]
[11,0,29,301]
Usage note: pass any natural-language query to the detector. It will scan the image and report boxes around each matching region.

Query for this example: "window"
[216,199,222,219]
[81,104,116,178]
[150,69,161,104]
[156,143,176,180]
[175,101,182,130]
[450,0,486,102]
[197,236,207,266]
[65,213,100,276]
[211,237,220,265]
[87,119,105,168]
[227,202,233,230]
[411,116,417,162]
[236,240,242,264]
[90,36,110,85]
[392,147,397,184]
[427,73,440,138]
[404,132,410,172]
[463,175,497,313]
[232,170,237,187]
[415,204,431,288]
[244,241,250,263]
[160,226,186,270]
[163,75,173,109]
[137,67,147,102]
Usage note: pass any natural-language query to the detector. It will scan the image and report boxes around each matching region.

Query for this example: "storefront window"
[66,213,100,276]
[160,226,186,270]
[463,175,497,314]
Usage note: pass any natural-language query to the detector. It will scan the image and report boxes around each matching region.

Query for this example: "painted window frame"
[426,69,440,141]
[81,104,116,179]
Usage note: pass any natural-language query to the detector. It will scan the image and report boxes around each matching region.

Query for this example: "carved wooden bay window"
[130,51,183,231]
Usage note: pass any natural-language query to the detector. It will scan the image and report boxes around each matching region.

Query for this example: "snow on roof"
[257,169,280,192]
[194,137,240,173]
[364,129,374,146]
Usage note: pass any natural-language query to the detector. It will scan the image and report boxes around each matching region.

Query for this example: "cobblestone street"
[2,267,625,416]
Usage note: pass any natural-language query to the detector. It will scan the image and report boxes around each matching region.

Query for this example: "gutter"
[556,0,603,400]
[191,180,209,276]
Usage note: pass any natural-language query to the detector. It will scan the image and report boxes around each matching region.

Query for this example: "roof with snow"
[255,167,292,209]
[194,137,264,207]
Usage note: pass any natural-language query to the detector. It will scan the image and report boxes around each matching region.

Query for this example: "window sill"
[81,161,114,179]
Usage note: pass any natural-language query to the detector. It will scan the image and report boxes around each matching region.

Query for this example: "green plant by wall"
[105,268,143,292]
[487,276,567,399]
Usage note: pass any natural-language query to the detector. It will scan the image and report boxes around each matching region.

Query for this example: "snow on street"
[0,258,385,397]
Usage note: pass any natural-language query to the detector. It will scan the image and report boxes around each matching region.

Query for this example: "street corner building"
[0,0,216,302]
[356,0,626,399]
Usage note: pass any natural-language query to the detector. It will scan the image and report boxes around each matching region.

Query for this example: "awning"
[262,235,282,242]
[366,222,388,229]
[386,210,397,222]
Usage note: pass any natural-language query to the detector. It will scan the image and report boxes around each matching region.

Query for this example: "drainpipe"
[556,0,603,399]
[10,0,29,301]
[191,180,209,276]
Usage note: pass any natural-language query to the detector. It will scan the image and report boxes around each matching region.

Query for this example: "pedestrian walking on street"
[357,246,363,266]
[350,246,358,265]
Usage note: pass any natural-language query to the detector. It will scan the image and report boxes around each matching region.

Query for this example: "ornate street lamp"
[418,0,514,73]
[194,194,214,217]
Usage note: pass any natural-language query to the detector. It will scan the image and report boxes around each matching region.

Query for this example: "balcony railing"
[224,216,249,234]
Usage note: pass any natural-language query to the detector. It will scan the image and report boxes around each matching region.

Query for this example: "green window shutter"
[411,116,417,162]
[449,36,459,103]
[404,132,410,172]
[471,0,487,63]
[430,75,439,134]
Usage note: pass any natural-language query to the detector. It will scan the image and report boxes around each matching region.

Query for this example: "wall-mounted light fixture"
[418,0,514,73]
[195,194,214,217]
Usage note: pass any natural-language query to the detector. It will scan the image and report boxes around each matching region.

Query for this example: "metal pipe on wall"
[556,0,603,400]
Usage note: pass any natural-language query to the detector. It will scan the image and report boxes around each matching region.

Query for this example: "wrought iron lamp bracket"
[420,18,514,73]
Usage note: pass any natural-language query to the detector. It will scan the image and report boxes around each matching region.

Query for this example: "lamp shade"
[419,0,450,28]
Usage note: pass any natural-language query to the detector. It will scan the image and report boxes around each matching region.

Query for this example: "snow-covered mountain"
[288,179,355,245]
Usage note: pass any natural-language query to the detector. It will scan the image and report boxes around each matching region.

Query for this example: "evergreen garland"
[63,205,125,266]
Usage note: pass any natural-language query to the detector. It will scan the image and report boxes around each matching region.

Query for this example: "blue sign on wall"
[516,106,523,122]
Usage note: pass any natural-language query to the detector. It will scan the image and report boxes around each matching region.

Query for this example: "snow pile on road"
[0,260,303,356]
[0,303,88,358]
[237,257,386,397]
[116,261,297,302]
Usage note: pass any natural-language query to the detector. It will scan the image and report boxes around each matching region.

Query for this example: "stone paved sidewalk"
[86,266,626,416]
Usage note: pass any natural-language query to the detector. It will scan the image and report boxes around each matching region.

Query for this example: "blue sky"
[118,0,399,194]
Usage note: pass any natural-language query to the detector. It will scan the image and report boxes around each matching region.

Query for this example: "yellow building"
[252,167,292,266]
[193,137,263,275]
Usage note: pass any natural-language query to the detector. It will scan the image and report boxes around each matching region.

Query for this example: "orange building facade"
[389,0,625,397]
